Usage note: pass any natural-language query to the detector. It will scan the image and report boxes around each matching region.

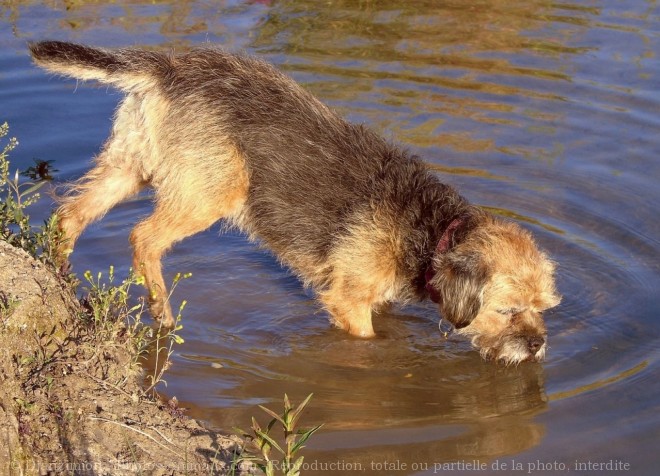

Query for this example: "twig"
[148,424,181,450]
[88,415,180,457]
[83,372,157,405]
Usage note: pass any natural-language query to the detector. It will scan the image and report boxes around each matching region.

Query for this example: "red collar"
[425,217,464,303]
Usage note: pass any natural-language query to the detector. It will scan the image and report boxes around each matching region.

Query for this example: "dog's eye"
[497,308,523,317]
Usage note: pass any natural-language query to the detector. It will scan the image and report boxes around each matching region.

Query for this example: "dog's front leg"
[319,227,401,338]
[320,290,376,338]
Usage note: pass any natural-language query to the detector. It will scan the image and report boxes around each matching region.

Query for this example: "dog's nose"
[527,336,545,354]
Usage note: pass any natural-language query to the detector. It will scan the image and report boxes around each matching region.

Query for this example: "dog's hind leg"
[129,206,222,326]
[56,94,156,259]
[57,152,146,260]
[130,149,249,327]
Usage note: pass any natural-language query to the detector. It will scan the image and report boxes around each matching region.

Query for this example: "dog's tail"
[29,41,170,92]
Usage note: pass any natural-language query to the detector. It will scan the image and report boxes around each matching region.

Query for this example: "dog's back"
[30,41,464,285]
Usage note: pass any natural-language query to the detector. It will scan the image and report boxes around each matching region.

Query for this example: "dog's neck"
[424,217,465,303]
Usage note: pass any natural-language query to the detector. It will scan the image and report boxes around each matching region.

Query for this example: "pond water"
[1,1,658,474]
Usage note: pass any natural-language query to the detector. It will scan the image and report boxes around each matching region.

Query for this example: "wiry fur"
[29,40,560,364]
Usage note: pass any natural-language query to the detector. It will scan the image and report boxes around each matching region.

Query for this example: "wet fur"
[29,41,560,364]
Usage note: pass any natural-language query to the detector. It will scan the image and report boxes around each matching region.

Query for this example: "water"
[2,1,659,474]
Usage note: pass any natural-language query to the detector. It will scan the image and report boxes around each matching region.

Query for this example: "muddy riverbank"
[0,239,243,475]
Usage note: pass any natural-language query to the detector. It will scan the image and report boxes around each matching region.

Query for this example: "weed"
[0,122,236,471]
[142,271,191,395]
[0,121,64,270]
[234,394,322,476]
[79,265,191,395]
[80,266,145,334]
[0,290,20,323]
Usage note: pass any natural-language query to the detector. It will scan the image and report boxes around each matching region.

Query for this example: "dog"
[29,41,560,365]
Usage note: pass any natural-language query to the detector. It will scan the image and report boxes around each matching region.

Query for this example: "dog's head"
[429,215,560,365]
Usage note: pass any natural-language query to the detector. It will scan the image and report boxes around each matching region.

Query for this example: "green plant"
[234,394,323,476]
[143,271,191,395]
[79,268,180,369]
[78,266,193,398]
[80,266,146,333]
[0,121,63,268]
[0,291,20,323]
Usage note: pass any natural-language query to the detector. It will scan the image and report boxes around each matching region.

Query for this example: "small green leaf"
[290,393,314,428]
[258,404,286,427]
[22,181,46,195]
[287,456,305,476]
[266,417,277,434]
[251,416,261,433]
[291,424,323,454]
[254,428,284,455]
[255,462,267,473]
[232,426,249,438]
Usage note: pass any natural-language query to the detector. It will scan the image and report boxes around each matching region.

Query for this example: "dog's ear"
[431,249,489,329]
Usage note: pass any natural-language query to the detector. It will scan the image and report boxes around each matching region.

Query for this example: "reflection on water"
[2,0,659,474]
[172,316,550,470]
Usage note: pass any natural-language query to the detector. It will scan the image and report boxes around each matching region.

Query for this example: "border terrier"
[29,41,560,365]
